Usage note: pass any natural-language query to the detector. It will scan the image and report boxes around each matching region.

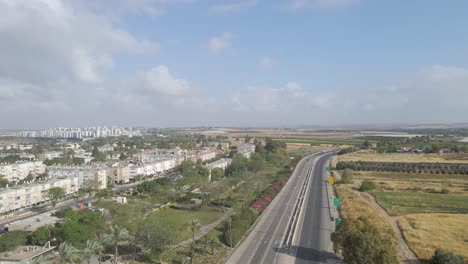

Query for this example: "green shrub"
[0,231,29,252]
[359,180,376,192]
[331,217,398,264]
[430,248,464,264]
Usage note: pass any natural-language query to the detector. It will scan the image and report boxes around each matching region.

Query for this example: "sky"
[1,0,468,129]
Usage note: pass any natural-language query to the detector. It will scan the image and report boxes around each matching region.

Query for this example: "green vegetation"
[430,249,465,264]
[43,157,84,166]
[331,217,398,264]
[0,231,29,252]
[221,209,256,247]
[146,207,223,242]
[47,187,65,207]
[274,138,360,145]
[359,180,376,192]
[372,191,468,215]
[55,209,105,245]
[29,226,51,246]
[0,176,9,188]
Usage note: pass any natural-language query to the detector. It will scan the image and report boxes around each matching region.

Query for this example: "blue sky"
[1,0,468,128]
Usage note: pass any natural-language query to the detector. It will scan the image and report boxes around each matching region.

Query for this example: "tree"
[47,187,65,207]
[217,143,223,150]
[0,176,9,188]
[359,180,376,192]
[94,234,109,264]
[56,210,105,245]
[119,152,127,160]
[29,226,52,246]
[210,168,225,181]
[24,254,52,264]
[58,242,78,264]
[0,231,28,252]
[430,249,464,264]
[107,225,131,264]
[82,240,101,264]
[244,135,252,143]
[136,219,177,253]
[186,218,201,244]
[331,217,398,264]
[25,173,35,183]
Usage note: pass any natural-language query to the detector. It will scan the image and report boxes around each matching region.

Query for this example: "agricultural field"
[399,214,468,262]
[338,150,468,163]
[334,152,468,263]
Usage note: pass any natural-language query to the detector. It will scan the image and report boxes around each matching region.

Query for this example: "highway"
[225,152,341,264]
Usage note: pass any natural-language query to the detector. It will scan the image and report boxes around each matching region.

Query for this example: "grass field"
[372,191,468,215]
[335,185,398,247]
[399,213,468,262]
[147,207,224,242]
[338,150,468,163]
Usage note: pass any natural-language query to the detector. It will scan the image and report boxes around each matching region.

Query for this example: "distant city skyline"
[1,0,468,128]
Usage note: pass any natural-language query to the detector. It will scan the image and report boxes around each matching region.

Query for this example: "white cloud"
[209,32,233,53]
[289,0,359,9]
[0,0,158,86]
[211,0,258,13]
[421,65,468,81]
[130,65,191,96]
[260,57,277,68]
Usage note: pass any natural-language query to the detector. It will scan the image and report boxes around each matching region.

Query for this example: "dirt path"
[359,192,420,264]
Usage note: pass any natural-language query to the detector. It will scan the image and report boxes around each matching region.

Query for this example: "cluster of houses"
[0,144,256,214]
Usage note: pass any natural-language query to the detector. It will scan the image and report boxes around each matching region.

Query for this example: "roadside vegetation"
[333,149,468,262]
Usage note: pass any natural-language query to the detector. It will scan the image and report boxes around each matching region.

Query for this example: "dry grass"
[336,184,398,247]
[338,150,468,164]
[399,213,468,262]
[353,171,468,195]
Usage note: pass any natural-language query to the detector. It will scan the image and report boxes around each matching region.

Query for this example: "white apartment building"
[0,176,80,214]
[205,158,232,182]
[47,165,107,189]
[238,144,256,159]
[43,151,62,160]
[108,164,130,184]
[0,161,46,182]
[129,157,178,178]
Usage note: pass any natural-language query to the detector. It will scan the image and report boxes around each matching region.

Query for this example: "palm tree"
[21,254,52,264]
[94,234,109,264]
[185,218,201,244]
[185,218,201,264]
[82,240,100,264]
[58,242,78,264]
[107,225,131,264]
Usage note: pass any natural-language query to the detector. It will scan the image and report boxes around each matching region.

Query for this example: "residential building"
[108,164,130,184]
[205,158,232,182]
[0,161,46,182]
[238,144,256,159]
[47,165,107,189]
[0,176,80,214]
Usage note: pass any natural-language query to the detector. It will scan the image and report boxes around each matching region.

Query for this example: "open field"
[335,184,398,247]
[274,138,359,145]
[373,191,468,215]
[353,171,468,195]
[147,207,224,242]
[335,167,468,263]
[399,213,468,262]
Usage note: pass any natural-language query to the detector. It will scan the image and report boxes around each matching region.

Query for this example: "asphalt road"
[225,152,340,264]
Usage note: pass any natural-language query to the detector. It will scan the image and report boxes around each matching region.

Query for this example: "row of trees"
[336,161,468,175]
